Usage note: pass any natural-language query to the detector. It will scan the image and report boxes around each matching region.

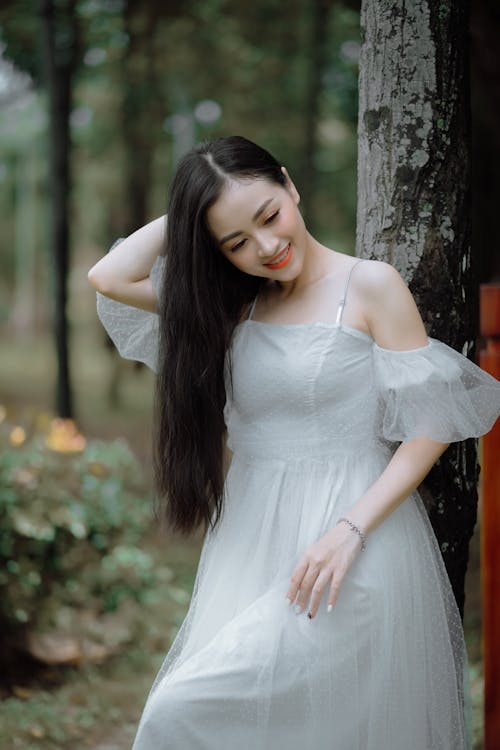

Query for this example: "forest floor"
[0,326,485,749]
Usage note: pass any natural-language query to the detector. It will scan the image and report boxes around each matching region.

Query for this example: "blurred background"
[0,1,498,748]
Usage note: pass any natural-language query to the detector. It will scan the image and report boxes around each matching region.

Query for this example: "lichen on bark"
[356,0,476,617]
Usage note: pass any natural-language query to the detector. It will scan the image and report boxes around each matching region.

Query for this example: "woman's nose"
[256,234,280,259]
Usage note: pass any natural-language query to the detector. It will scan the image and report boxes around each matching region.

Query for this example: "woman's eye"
[230,239,246,253]
[228,211,280,252]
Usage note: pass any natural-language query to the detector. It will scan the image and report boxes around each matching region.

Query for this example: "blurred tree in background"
[39,0,79,419]
[0,0,361,415]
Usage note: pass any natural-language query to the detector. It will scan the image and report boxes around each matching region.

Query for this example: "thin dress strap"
[335,258,366,326]
[246,292,260,321]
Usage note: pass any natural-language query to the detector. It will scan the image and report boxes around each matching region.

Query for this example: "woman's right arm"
[87,215,167,313]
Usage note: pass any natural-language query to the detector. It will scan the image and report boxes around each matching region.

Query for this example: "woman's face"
[206,168,308,280]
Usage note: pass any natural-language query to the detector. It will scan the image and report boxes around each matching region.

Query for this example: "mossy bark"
[356,0,476,618]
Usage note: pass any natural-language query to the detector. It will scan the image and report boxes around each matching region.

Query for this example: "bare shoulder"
[350,258,406,297]
[349,259,429,349]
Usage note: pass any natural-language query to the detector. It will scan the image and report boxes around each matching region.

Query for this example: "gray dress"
[96,254,500,749]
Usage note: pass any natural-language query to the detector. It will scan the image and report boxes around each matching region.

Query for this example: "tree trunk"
[121,1,160,236]
[301,0,331,231]
[39,0,78,418]
[356,0,475,618]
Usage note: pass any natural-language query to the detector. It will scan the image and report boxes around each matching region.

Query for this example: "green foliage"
[0,0,40,82]
[0,0,361,271]
[0,675,128,748]
[0,422,156,633]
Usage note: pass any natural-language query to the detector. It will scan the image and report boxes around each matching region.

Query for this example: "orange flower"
[45,418,86,454]
[9,426,26,447]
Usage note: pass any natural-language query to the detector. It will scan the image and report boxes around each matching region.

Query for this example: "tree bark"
[121,0,161,236]
[356,0,475,617]
[39,0,78,418]
[301,0,331,231]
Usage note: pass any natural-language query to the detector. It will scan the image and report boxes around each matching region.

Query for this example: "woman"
[88,135,500,750]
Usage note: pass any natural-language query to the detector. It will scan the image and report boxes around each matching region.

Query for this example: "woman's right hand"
[87,215,167,313]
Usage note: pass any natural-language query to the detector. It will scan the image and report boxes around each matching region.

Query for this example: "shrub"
[0,414,157,647]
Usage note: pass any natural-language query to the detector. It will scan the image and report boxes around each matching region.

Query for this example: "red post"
[479,284,500,750]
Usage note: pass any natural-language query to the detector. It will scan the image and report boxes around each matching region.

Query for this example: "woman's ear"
[281,166,300,205]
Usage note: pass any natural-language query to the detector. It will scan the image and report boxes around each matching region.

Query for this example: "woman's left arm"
[286,261,451,619]
[348,435,449,538]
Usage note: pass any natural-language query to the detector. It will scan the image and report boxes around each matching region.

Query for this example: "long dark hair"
[153,136,287,536]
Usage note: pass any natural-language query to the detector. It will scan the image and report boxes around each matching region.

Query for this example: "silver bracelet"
[337,517,367,551]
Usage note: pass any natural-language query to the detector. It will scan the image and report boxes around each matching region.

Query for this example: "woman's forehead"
[207,177,279,230]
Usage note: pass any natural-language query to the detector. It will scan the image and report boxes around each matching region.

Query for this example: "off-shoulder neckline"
[237,318,432,353]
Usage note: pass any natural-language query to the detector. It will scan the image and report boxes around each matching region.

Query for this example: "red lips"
[264,243,292,270]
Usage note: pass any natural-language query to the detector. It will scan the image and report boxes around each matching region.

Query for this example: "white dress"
[96,254,500,750]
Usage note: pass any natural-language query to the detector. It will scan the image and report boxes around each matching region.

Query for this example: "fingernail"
[327,604,333,613]
[294,604,302,614]
[285,597,292,606]
[307,611,312,619]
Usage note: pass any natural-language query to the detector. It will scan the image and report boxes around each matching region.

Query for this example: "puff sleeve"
[373,337,500,443]
[95,239,166,374]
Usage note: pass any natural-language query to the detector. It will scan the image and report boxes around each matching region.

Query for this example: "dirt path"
[93,722,138,750]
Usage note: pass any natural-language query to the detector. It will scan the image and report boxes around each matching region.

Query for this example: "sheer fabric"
[94,252,500,749]
[373,337,500,442]
[96,243,165,373]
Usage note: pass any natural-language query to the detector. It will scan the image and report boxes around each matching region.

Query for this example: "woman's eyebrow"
[219,198,274,245]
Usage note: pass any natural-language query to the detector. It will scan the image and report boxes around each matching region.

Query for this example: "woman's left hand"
[285,522,363,619]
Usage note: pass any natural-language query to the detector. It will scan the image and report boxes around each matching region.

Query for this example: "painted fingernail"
[307,611,312,619]
[327,604,333,613]
[294,604,302,614]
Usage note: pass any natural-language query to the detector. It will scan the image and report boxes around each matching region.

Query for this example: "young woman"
[88,135,500,750]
